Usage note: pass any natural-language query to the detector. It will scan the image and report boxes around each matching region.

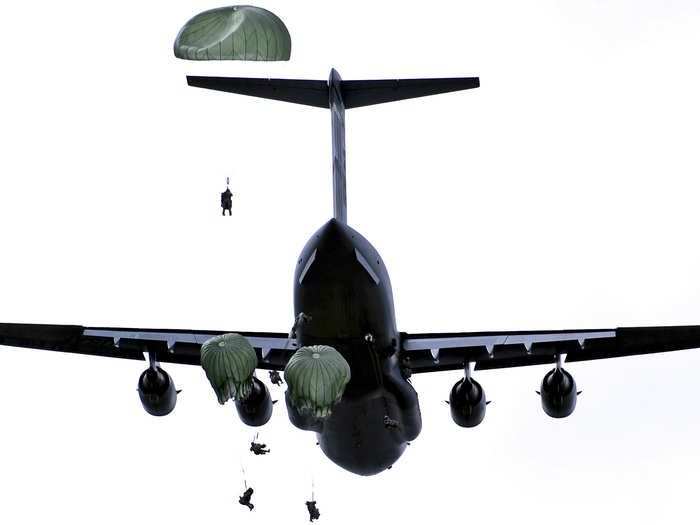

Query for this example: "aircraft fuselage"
[288,219,422,475]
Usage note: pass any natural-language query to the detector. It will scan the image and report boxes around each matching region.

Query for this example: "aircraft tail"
[187,70,479,225]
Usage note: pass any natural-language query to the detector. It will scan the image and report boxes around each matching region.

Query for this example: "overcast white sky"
[2,1,700,523]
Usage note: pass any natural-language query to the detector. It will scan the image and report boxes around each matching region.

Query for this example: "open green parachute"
[200,333,258,403]
[284,345,351,418]
[174,6,291,61]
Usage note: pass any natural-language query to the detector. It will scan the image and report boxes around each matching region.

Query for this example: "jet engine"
[539,365,578,418]
[138,366,178,416]
[449,376,487,427]
[235,376,273,426]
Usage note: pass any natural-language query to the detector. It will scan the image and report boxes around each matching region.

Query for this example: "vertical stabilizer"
[329,69,347,224]
[186,71,479,226]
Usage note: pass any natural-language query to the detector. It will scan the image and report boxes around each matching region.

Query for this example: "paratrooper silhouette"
[239,487,254,511]
[221,178,233,216]
[306,500,320,522]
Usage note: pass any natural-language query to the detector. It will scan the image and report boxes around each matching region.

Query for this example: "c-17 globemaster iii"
[2,69,700,475]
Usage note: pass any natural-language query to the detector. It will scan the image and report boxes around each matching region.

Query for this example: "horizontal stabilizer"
[341,77,480,108]
[187,76,329,108]
[187,74,480,109]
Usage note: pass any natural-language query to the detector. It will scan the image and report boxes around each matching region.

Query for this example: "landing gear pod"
[449,376,487,427]
[235,376,273,426]
[539,355,578,418]
[138,366,177,416]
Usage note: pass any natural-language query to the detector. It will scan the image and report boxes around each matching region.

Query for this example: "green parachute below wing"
[174,6,291,61]
[200,333,258,403]
[284,345,351,418]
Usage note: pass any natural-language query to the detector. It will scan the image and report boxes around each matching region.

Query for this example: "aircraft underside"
[290,218,422,475]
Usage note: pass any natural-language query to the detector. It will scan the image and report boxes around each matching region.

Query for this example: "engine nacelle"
[235,376,273,426]
[539,367,577,418]
[138,366,177,416]
[449,377,487,427]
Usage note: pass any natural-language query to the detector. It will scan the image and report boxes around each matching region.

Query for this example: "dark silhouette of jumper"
[239,487,254,510]
[221,188,233,216]
[250,441,270,455]
[269,370,283,386]
[306,500,320,522]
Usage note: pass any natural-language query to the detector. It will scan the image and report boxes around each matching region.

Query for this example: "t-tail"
[187,69,479,224]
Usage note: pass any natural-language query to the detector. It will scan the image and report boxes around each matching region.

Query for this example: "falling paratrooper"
[239,487,254,511]
[269,370,283,386]
[306,500,320,522]
[221,177,233,216]
[250,440,270,455]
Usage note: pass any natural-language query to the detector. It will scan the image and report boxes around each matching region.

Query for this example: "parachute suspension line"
[235,414,250,493]
[307,435,318,504]
[301,434,314,501]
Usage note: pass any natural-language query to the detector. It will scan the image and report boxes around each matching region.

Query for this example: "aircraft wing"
[401,325,700,373]
[0,323,296,371]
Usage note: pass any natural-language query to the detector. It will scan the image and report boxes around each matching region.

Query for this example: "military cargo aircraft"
[3,69,700,476]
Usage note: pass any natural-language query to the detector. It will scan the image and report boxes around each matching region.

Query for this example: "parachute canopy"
[174,6,291,61]
[200,333,258,403]
[284,345,351,418]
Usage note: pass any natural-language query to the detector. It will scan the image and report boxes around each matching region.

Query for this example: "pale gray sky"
[2,1,700,523]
